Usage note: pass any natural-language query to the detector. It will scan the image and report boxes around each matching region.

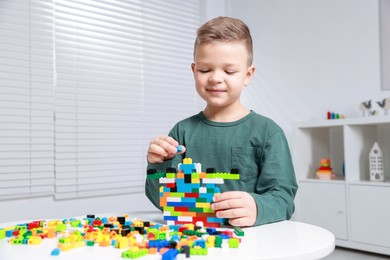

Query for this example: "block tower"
[315,158,336,180]
[147,158,240,227]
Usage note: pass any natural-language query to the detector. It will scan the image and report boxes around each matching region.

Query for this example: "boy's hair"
[194,16,253,66]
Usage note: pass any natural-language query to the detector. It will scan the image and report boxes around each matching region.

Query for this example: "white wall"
[218,0,389,141]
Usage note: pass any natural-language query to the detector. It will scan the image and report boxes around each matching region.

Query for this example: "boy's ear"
[244,65,255,86]
[191,63,195,73]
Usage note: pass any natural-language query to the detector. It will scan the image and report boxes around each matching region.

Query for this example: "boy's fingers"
[153,137,177,155]
[215,208,246,219]
[213,191,243,202]
[228,217,253,227]
[211,197,242,211]
[159,135,179,147]
[149,143,168,157]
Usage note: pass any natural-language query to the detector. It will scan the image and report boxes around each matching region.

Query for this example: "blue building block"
[149,240,170,250]
[206,228,216,235]
[194,239,206,248]
[51,248,61,256]
[180,164,196,174]
[162,248,179,260]
[163,216,179,221]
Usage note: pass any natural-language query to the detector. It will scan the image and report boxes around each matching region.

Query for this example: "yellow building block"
[196,202,211,208]
[183,158,192,164]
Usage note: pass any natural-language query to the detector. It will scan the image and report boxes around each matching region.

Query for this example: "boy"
[145,16,297,227]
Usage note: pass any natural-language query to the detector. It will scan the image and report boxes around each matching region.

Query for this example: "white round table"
[0,211,335,260]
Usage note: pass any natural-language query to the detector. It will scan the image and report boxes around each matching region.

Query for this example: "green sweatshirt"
[145,111,298,226]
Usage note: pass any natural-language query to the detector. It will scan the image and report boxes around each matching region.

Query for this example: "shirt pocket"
[231,146,260,183]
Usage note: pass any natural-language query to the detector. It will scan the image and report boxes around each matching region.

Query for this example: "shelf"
[296,116,390,128]
[296,119,346,128]
[295,114,390,255]
[299,178,346,184]
[294,126,344,179]
[300,178,390,187]
[349,180,390,187]
[295,116,390,182]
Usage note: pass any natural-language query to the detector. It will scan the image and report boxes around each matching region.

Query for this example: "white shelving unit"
[294,116,390,256]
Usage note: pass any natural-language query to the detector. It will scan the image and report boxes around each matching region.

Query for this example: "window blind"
[0,0,54,200]
[142,1,202,138]
[0,0,202,200]
[54,0,202,199]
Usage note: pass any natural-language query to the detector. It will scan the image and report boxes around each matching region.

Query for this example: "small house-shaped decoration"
[369,142,384,182]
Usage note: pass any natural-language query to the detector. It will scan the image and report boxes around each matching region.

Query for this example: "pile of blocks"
[0,214,244,259]
[147,158,240,227]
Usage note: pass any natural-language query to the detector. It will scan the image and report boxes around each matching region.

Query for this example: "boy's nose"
[208,71,223,84]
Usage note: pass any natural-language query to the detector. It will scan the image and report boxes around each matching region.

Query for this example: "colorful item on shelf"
[327,111,345,120]
[315,158,336,180]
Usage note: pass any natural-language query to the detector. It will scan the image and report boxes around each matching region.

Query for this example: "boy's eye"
[226,71,236,75]
[199,69,210,73]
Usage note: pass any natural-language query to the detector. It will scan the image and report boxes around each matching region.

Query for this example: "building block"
[190,247,208,255]
[148,158,240,228]
[228,238,240,248]
[122,248,148,259]
[51,248,61,256]
[234,227,245,236]
[162,248,179,260]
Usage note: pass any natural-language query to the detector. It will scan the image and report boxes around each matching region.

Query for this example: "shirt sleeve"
[250,130,298,226]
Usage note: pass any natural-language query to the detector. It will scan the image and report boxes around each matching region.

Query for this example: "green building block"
[122,248,148,258]
[86,240,95,246]
[183,230,196,236]
[216,173,240,180]
[146,172,166,180]
[190,247,208,255]
[59,237,70,244]
[169,192,185,198]
[166,173,176,178]
[70,219,81,227]
[0,229,5,239]
[228,238,239,248]
[157,232,166,240]
[234,227,245,236]
[56,223,67,232]
[12,237,24,245]
[215,235,222,248]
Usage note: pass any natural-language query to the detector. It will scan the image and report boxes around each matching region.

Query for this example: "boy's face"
[191,42,254,111]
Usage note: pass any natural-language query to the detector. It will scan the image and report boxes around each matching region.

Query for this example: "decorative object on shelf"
[327,111,345,120]
[369,142,384,182]
[359,100,372,116]
[377,98,390,115]
[359,100,379,116]
[315,158,336,180]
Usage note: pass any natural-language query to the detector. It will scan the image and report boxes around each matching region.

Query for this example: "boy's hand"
[147,135,185,163]
[211,191,257,227]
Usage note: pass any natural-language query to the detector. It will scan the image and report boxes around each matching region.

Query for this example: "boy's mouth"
[207,88,225,95]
